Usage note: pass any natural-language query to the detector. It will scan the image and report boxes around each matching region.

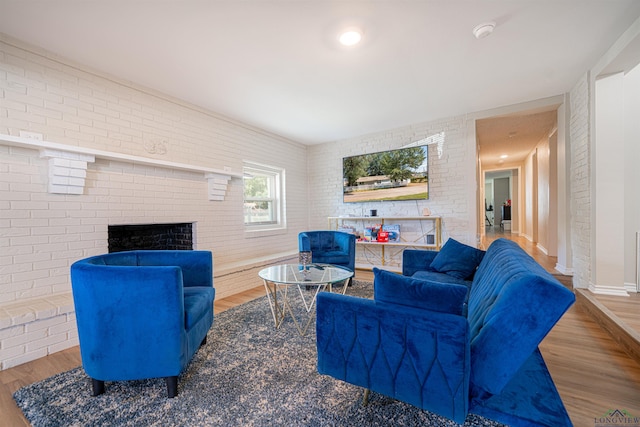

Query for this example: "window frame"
[243,161,286,232]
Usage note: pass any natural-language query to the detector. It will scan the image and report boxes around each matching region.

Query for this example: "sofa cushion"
[314,251,351,266]
[410,271,473,316]
[402,249,439,277]
[430,238,485,280]
[374,268,468,316]
[411,270,470,285]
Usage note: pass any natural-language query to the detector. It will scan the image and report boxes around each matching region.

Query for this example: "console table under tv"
[327,216,442,272]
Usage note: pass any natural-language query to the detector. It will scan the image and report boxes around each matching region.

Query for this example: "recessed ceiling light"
[500,154,509,159]
[339,29,362,46]
[473,21,496,39]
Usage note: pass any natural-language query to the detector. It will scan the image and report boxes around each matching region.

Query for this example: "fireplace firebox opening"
[108,223,194,253]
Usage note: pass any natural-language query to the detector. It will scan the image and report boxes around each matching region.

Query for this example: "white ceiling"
[1,0,640,153]
[477,108,559,169]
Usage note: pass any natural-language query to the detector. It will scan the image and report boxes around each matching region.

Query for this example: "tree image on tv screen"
[343,145,429,203]
[343,155,369,187]
[376,147,425,181]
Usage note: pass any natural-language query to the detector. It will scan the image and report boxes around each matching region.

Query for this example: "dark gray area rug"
[14,280,504,427]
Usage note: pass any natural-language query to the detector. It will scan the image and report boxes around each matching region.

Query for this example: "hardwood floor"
[540,303,640,424]
[1,246,639,426]
[592,292,640,334]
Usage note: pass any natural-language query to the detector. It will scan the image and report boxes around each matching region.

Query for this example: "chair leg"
[91,379,105,396]
[362,388,370,406]
[166,376,178,398]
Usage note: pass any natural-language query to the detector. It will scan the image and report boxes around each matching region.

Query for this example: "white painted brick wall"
[569,73,591,289]
[308,115,477,252]
[0,35,309,368]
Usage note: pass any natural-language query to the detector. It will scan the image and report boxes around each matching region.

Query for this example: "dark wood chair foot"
[166,376,178,398]
[92,379,105,396]
[362,388,370,406]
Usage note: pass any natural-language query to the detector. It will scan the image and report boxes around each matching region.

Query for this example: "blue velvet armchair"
[70,250,215,398]
[316,239,575,426]
[298,231,356,283]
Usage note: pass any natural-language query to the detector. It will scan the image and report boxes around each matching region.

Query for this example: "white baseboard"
[588,283,630,296]
[521,233,533,242]
[536,243,548,255]
[554,264,574,275]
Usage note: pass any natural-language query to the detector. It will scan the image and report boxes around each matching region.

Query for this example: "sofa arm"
[402,249,438,276]
[298,232,311,252]
[316,292,470,424]
[71,264,187,379]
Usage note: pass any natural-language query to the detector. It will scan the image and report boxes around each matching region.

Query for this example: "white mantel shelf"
[0,133,242,200]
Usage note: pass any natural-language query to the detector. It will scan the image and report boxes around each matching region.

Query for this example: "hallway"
[481,226,559,273]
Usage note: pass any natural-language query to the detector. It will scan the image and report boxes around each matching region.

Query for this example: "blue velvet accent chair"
[298,231,356,283]
[316,238,575,426]
[70,250,215,398]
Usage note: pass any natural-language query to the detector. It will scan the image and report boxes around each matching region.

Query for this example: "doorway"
[476,104,559,258]
[484,169,518,236]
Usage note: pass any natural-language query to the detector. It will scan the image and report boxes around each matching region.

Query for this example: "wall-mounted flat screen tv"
[343,145,429,203]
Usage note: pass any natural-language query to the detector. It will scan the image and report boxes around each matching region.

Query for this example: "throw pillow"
[373,268,468,315]
[430,238,485,280]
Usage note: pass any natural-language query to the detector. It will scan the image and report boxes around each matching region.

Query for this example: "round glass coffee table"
[258,264,354,336]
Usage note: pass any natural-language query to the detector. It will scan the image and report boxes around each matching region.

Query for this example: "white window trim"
[243,161,286,237]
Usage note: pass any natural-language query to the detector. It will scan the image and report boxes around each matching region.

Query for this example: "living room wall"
[306,115,478,247]
[0,34,312,301]
[0,35,309,368]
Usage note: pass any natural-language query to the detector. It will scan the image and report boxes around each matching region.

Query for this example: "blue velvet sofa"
[316,238,575,426]
[70,250,215,398]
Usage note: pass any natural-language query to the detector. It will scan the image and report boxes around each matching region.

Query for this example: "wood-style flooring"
[1,233,639,426]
